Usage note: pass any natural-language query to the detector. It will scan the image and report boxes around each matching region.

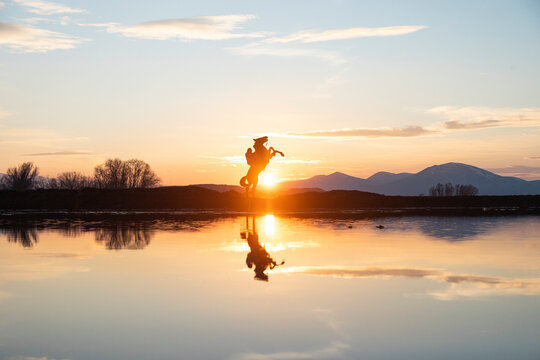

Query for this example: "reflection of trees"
[95,223,153,250]
[0,216,223,250]
[0,220,83,248]
[0,224,39,248]
[0,217,214,250]
[417,217,500,241]
[52,222,83,237]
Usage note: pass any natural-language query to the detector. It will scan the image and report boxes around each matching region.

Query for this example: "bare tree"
[467,185,479,196]
[34,177,58,189]
[57,171,93,189]
[456,184,479,196]
[429,183,445,196]
[430,183,479,196]
[444,183,455,196]
[125,159,160,188]
[94,158,129,189]
[3,162,39,190]
[94,158,160,189]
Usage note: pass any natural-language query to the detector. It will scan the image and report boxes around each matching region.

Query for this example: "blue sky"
[1,0,540,184]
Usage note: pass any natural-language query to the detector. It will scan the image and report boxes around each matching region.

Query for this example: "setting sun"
[262,173,277,187]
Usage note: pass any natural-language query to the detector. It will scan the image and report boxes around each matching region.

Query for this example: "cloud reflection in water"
[278,266,540,299]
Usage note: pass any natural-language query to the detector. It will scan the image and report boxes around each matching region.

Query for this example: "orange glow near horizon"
[262,173,278,187]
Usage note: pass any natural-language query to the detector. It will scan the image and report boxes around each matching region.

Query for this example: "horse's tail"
[240,176,249,187]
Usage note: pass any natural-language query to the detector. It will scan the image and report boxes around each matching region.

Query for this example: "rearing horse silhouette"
[240,136,284,195]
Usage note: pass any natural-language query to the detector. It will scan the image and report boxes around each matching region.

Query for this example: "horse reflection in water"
[241,216,284,281]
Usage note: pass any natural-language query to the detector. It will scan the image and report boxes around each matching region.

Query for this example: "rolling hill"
[280,163,540,196]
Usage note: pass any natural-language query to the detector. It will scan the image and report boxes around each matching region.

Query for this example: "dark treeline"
[0,159,160,191]
[429,183,479,196]
[0,187,539,215]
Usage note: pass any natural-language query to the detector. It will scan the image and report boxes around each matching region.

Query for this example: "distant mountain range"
[280,163,540,196]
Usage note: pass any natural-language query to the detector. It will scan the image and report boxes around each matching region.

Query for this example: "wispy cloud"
[266,25,427,43]
[276,159,320,164]
[276,126,436,139]
[266,106,540,140]
[200,155,245,164]
[89,15,268,41]
[18,15,74,26]
[230,24,425,62]
[444,119,502,129]
[228,43,345,64]
[487,165,540,174]
[231,342,349,360]
[12,0,84,15]
[279,266,540,299]
[486,165,540,180]
[0,22,83,53]
[428,106,540,130]
[526,156,540,160]
[22,150,93,156]
[0,123,88,150]
[18,16,53,24]
[200,155,319,165]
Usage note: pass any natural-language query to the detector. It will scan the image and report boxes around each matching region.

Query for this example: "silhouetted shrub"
[34,177,59,189]
[124,159,160,188]
[2,162,39,190]
[455,184,479,196]
[94,158,160,189]
[429,183,444,196]
[57,171,94,189]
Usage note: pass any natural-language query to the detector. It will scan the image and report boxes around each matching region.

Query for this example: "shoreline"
[1,187,539,219]
[1,206,539,221]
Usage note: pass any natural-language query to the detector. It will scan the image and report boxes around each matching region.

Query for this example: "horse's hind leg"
[251,177,258,195]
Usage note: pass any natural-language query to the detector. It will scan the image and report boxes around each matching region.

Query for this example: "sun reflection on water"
[221,215,319,252]
[264,214,275,236]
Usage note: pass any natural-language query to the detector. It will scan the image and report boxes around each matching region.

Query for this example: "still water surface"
[1,215,539,360]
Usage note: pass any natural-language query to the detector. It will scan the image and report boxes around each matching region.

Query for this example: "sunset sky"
[1,0,540,184]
